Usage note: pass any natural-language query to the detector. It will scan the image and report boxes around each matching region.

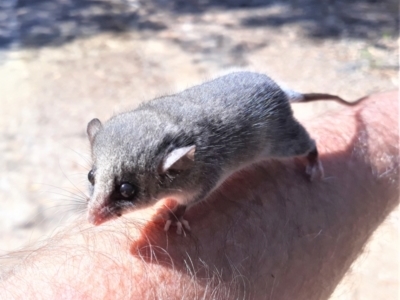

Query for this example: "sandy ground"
[0,0,398,298]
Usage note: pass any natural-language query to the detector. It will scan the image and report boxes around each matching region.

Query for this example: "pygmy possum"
[86,71,364,234]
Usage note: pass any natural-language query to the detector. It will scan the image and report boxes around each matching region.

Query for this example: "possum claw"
[164,217,191,234]
[163,204,190,234]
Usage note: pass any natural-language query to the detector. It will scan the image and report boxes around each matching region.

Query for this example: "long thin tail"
[287,91,367,106]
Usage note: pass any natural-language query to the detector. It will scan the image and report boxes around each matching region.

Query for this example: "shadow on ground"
[0,0,398,49]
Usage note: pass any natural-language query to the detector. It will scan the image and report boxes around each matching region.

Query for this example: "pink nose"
[87,207,113,226]
[88,212,106,226]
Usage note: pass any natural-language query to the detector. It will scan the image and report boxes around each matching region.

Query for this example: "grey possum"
[86,71,365,234]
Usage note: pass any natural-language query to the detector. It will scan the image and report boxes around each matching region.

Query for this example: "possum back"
[143,72,289,124]
[139,72,295,164]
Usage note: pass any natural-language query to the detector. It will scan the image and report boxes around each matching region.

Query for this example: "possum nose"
[87,190,112,225]
[87,202,115,226]
[87,210,107,226]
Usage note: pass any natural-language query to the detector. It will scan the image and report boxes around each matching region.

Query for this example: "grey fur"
[86,71,319,225]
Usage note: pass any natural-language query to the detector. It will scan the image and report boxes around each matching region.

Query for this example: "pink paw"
[164,217,191,235]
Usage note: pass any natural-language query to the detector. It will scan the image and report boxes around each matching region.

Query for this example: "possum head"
[86,116,197,225]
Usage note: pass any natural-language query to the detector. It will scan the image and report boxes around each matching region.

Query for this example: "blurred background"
[0,0,398,298]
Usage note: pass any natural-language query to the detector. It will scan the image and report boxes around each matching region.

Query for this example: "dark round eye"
[119,183,135,198]
[88,170,95,185]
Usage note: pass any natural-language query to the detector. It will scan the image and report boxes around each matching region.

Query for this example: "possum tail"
[284,89,367,106]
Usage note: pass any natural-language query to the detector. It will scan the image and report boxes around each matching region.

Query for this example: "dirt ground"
[0,0,398,298]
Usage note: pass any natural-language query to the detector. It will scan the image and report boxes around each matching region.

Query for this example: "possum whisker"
[57,159,88,199]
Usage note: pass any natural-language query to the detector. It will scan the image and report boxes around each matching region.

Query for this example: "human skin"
[0,91,398,300]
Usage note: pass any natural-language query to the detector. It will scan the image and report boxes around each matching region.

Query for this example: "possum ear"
[160,145,196,173]
[87,118,103,146]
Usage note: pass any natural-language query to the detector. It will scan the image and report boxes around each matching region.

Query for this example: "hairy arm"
[1,92,398,300]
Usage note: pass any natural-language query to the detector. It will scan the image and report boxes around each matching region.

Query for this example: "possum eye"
[88,170,95,185]
[119,183,135,198]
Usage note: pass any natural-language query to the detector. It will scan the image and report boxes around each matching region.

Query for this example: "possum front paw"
[164,217,191,235]
[163,204,191,235]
